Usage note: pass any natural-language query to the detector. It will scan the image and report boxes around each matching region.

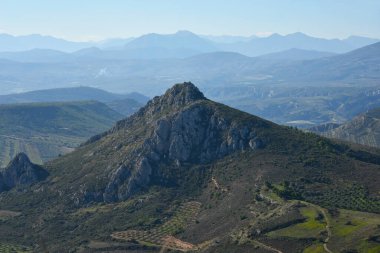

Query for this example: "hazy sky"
[0,0,379,41]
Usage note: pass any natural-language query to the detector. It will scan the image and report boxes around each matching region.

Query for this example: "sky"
[0,0,379,41]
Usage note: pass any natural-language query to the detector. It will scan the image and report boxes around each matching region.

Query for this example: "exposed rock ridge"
[99,83,266,202]
[84,82,206,145]
[321,107,380,148]
[0,153,49,192]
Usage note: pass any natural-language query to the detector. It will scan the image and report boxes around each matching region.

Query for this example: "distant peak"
[175,30,196,36]
[288,32,308,37]
[268,33,282,38]
[6,152,32,168]
[161,82,205,106]
[12,153,30,163]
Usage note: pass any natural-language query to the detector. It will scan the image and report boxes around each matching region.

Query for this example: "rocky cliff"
[50,82,270,204]
[102,83,267,202]
[320,107,380,148]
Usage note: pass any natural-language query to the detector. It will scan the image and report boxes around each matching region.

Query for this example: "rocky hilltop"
[54,82,269,203]
[0,153,48,192]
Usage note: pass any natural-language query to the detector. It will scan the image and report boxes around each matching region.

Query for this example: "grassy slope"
[0,101,123,166]
[256,187,380,253]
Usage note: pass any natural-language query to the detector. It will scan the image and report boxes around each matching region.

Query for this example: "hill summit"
[60,82,269,203]
[0,153,48,192]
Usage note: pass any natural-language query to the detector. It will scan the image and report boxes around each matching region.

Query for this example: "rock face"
[0,153,49,192]
[95,83,267,202]
[148,104,262,164]
[318,107,380,148]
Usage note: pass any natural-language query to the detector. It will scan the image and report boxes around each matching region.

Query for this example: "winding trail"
[300,201,333,253]
[252,240,283,253]
[258,188,334,253]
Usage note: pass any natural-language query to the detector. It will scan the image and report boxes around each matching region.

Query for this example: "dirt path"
[252,240,283,253]
[264,190,333,253]
[300,201,333,253]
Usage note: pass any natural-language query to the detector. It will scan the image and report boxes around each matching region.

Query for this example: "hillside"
[206,84,380,127]
[0,86,149,105]
[106,98,145,116]
[0,83,379,252]
[316,107,380,148]
[0,101,123,166]
[269,42,380,85]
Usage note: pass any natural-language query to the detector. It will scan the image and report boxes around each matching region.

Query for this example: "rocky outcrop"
[316,107,380,148]
[100,83,266,202]
[103,157,152,202]
[147,104,264,164]
[0,153,49,192]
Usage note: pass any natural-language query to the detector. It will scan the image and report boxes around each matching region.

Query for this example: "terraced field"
[112,201,201,251]
[255,188,380,253]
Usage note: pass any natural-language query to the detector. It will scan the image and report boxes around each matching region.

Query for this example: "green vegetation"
[267,206,325,239]
[327,209,380,252]
[0,243,30,253]
[260,185,380,253]
[269,180,380,214]
[303,243,325,253]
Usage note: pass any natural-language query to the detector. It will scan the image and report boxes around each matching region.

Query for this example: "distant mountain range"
[0,42,379,127]
[219,33,379,56]
[1,42,379,95]
[0,31,378,58]
[0,33,93,52]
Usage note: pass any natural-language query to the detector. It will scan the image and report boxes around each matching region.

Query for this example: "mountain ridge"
[1,31,378,59]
